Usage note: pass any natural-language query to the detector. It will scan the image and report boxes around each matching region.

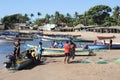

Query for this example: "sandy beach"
[1,31,120,80]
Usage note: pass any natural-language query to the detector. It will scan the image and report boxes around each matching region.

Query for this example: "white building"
[39,24,56,31]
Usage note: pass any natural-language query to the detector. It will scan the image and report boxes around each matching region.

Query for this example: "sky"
[0,0,120,19]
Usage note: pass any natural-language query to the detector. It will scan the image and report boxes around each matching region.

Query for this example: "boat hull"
[97,35,115,40]
[4,47,35,70]
[71,37,94,42]
[88,44,120,49]
[42,48,92,57]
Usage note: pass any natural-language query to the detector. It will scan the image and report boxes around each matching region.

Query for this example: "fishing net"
[114,58,120,64]
[96,59,109,64]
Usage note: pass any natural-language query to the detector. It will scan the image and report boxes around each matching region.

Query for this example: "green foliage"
[1,14,29,24]
[34,18,45,26]
[86,5,112,25]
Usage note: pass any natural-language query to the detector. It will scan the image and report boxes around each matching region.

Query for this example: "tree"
[86,5,112,25]
[1,14,29,29]
[37,12,41,18]
[55,11,60,24]
[34,18,45,26]
[30,13,34,23]
[1,14,29,24]
[65,13,71,25]
[74,12,79,19]
[113,6,120,25]
[45,14,50,23]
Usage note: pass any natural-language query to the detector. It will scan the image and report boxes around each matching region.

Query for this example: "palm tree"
[50,14,54,20]
[55,11,60,24]
[24,14,28,17]
[30,13,34,17]
[74,12,79,19]
[30,13,34,23]
[45,14,50,23]
[113,6,120,25]
[65,13,71,24]
[37,12,41,18]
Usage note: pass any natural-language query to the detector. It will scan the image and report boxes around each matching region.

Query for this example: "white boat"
[42,48,93,57]
[0,38,15,44]
[42,36,70,41]
[26,44,95,57]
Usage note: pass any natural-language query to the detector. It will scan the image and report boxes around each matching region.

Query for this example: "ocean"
[0,38,51,69]
[0,38,82,69]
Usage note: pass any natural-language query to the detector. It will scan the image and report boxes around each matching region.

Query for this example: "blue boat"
[87,44,120,49]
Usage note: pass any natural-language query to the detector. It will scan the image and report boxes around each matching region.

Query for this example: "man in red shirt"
[64,41,70,64]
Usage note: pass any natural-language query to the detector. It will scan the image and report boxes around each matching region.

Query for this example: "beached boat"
[26,44,94,56]
[71,37,94,42]
[4,47,35,70]
[97,35,115,40]
[86,44,120,49]
[42,48,94,57]
[42,36,70,41]
[80,41,120,49]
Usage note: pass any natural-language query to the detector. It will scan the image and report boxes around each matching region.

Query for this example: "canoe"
[4,47,35,70]
[71,37,94,42]
[42,48,93,57]
[42,36,70,41]
[97,35,115,40]
[0,38,15,44]
[87,44,120,49]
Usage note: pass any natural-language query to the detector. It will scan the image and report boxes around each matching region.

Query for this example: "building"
[38,24,56,31]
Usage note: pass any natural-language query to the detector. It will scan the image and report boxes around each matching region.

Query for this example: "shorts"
[65,53,70,57]
[38,54,42,57]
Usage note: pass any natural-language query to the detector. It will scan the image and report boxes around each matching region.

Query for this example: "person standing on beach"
[37,42,43,62]
[64,41,70,64]
[69,40,76,60]
[109,39,112,49]
[13,39,20,59]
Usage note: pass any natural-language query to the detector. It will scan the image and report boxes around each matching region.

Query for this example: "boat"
[4,47,35,70]
[42,48,94,57]
[71,37,94,42]
[97,35,115,40]
[86,44,120,50]
[0,38,15,44]
[0,35,15,44]
[16,32,34,41]
[42,36,70,41]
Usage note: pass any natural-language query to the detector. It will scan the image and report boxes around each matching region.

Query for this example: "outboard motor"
[5,53,16,69]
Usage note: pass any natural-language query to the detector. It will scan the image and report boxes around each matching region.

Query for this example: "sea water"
[0,39,51,69]
[0,39,82,69]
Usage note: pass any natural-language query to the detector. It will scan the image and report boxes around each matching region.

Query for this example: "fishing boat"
[42,36,70,41]
[4,47,35,70]
[42,48,94,57]
[26,44,95,57]
[97,35,115,40]
[86,43,120,49]
[0,35,15,44]
[71,37,94,42]
[0,38,15,44]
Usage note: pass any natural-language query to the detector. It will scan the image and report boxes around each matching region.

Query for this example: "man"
[13,39,20,59]
[109,39,112,50]
[64,41,70,64]
[69,40,76,59]
[37,42,43,62]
